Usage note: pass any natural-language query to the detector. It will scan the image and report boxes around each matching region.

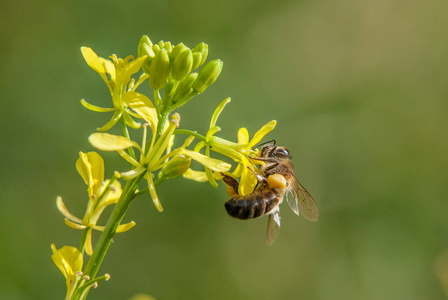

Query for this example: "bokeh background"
[1,0,448,299]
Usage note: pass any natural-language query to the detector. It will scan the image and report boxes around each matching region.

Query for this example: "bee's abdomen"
[225,189,280,220]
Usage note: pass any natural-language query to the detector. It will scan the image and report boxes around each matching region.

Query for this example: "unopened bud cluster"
[138,36,223,107]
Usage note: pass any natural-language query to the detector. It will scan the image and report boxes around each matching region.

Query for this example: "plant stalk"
[79,171,146,299]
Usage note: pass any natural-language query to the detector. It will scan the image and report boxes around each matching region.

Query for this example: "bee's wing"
[267,209,281,245]
[286,175,319,222]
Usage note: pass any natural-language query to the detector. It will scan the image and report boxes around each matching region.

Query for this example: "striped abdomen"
[224,188,280,220]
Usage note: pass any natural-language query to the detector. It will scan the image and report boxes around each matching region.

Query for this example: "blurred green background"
[1,0,448,299]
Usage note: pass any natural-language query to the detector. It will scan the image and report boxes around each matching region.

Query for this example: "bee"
[222,140,319,245]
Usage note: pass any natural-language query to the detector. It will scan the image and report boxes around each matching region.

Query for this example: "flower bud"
[138,36,153,53]
[173,72,198,103]
[192,53,202,70]
[171,48,193,81]
[149,48,170,89]
[160,155,191,179]
[192,42,208,69]
[138,36,155,74]
[192,59,223,94]
[170,43,189,62]
[163,41,172,53]
[151,44,160,54]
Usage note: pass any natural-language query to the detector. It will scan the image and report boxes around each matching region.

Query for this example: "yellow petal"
[89,133,140,151]
[56,196,83,223]
[238,162,258,196]
[204,147,218,188]
[100,57,115,81]
[123,56,147,78]
[124,91,158,133]
[205,126,221,143]
[181,149,231,172]
[183,169,209,182]
[85,228,93,256]
[51,244,83,280]
[247,120,277,149]
[237,127,249,145]
[91,221,135,233]
[146,173,163,212]
[76,151,104,197]
[102,180,123,206]
[81,47,105,74]
[64,218,87,230]
[129,294,157,300]
[80,99,114,112]
[210,97,231,128]
[116,221,136,233]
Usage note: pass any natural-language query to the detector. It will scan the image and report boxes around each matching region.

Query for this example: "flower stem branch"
[173,129,207,142]
[120,118,136,160]
[81,171,146,295]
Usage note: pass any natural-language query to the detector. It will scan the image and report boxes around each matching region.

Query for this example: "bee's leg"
[249,156,277,163]
[221,173,239,194]
[246,166,267,184]
[249,155,280,173]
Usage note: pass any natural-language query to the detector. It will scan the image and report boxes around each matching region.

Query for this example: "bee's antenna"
[256,139,276,148]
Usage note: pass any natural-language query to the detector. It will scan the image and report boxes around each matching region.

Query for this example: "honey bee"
[222,140,319,245]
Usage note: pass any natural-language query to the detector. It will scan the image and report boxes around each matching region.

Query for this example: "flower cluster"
[52,35,276,299]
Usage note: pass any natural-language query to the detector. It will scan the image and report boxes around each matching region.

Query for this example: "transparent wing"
[287,175,319,222]
[267,209,281,245]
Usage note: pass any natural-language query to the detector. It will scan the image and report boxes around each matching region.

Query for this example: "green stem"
[156,105,172,138]
[80,171,146,299]
[79,228,89,254]
[120,117,136,160]
[173,129,207,142]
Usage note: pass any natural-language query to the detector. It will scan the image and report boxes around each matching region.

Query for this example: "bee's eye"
[277,148,289,156]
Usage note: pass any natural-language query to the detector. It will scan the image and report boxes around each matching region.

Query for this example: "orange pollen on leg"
[267,174,286,189]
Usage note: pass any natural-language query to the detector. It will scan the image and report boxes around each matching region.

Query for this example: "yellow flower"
[80,47,156,132]
[88,113,232,212]
[51,244,83,298]
[183,98,276,196]
[56,152,135,255]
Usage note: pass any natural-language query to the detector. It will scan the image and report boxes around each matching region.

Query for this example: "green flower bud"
[149,48,170,89]
[138,36,153,54]
[192,52,202,70]
[172,48,193,81]
[160,155,191,179]
[152,44,161,54]
[173,72,198,103]
[164,42,172,53]
[157,40,165,48]
[192,42,208,69]
[170,43,189,62]
[138,36,155,74]
[192,59,223,94]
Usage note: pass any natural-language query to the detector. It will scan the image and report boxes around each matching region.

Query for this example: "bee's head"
[260,144,290,159]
